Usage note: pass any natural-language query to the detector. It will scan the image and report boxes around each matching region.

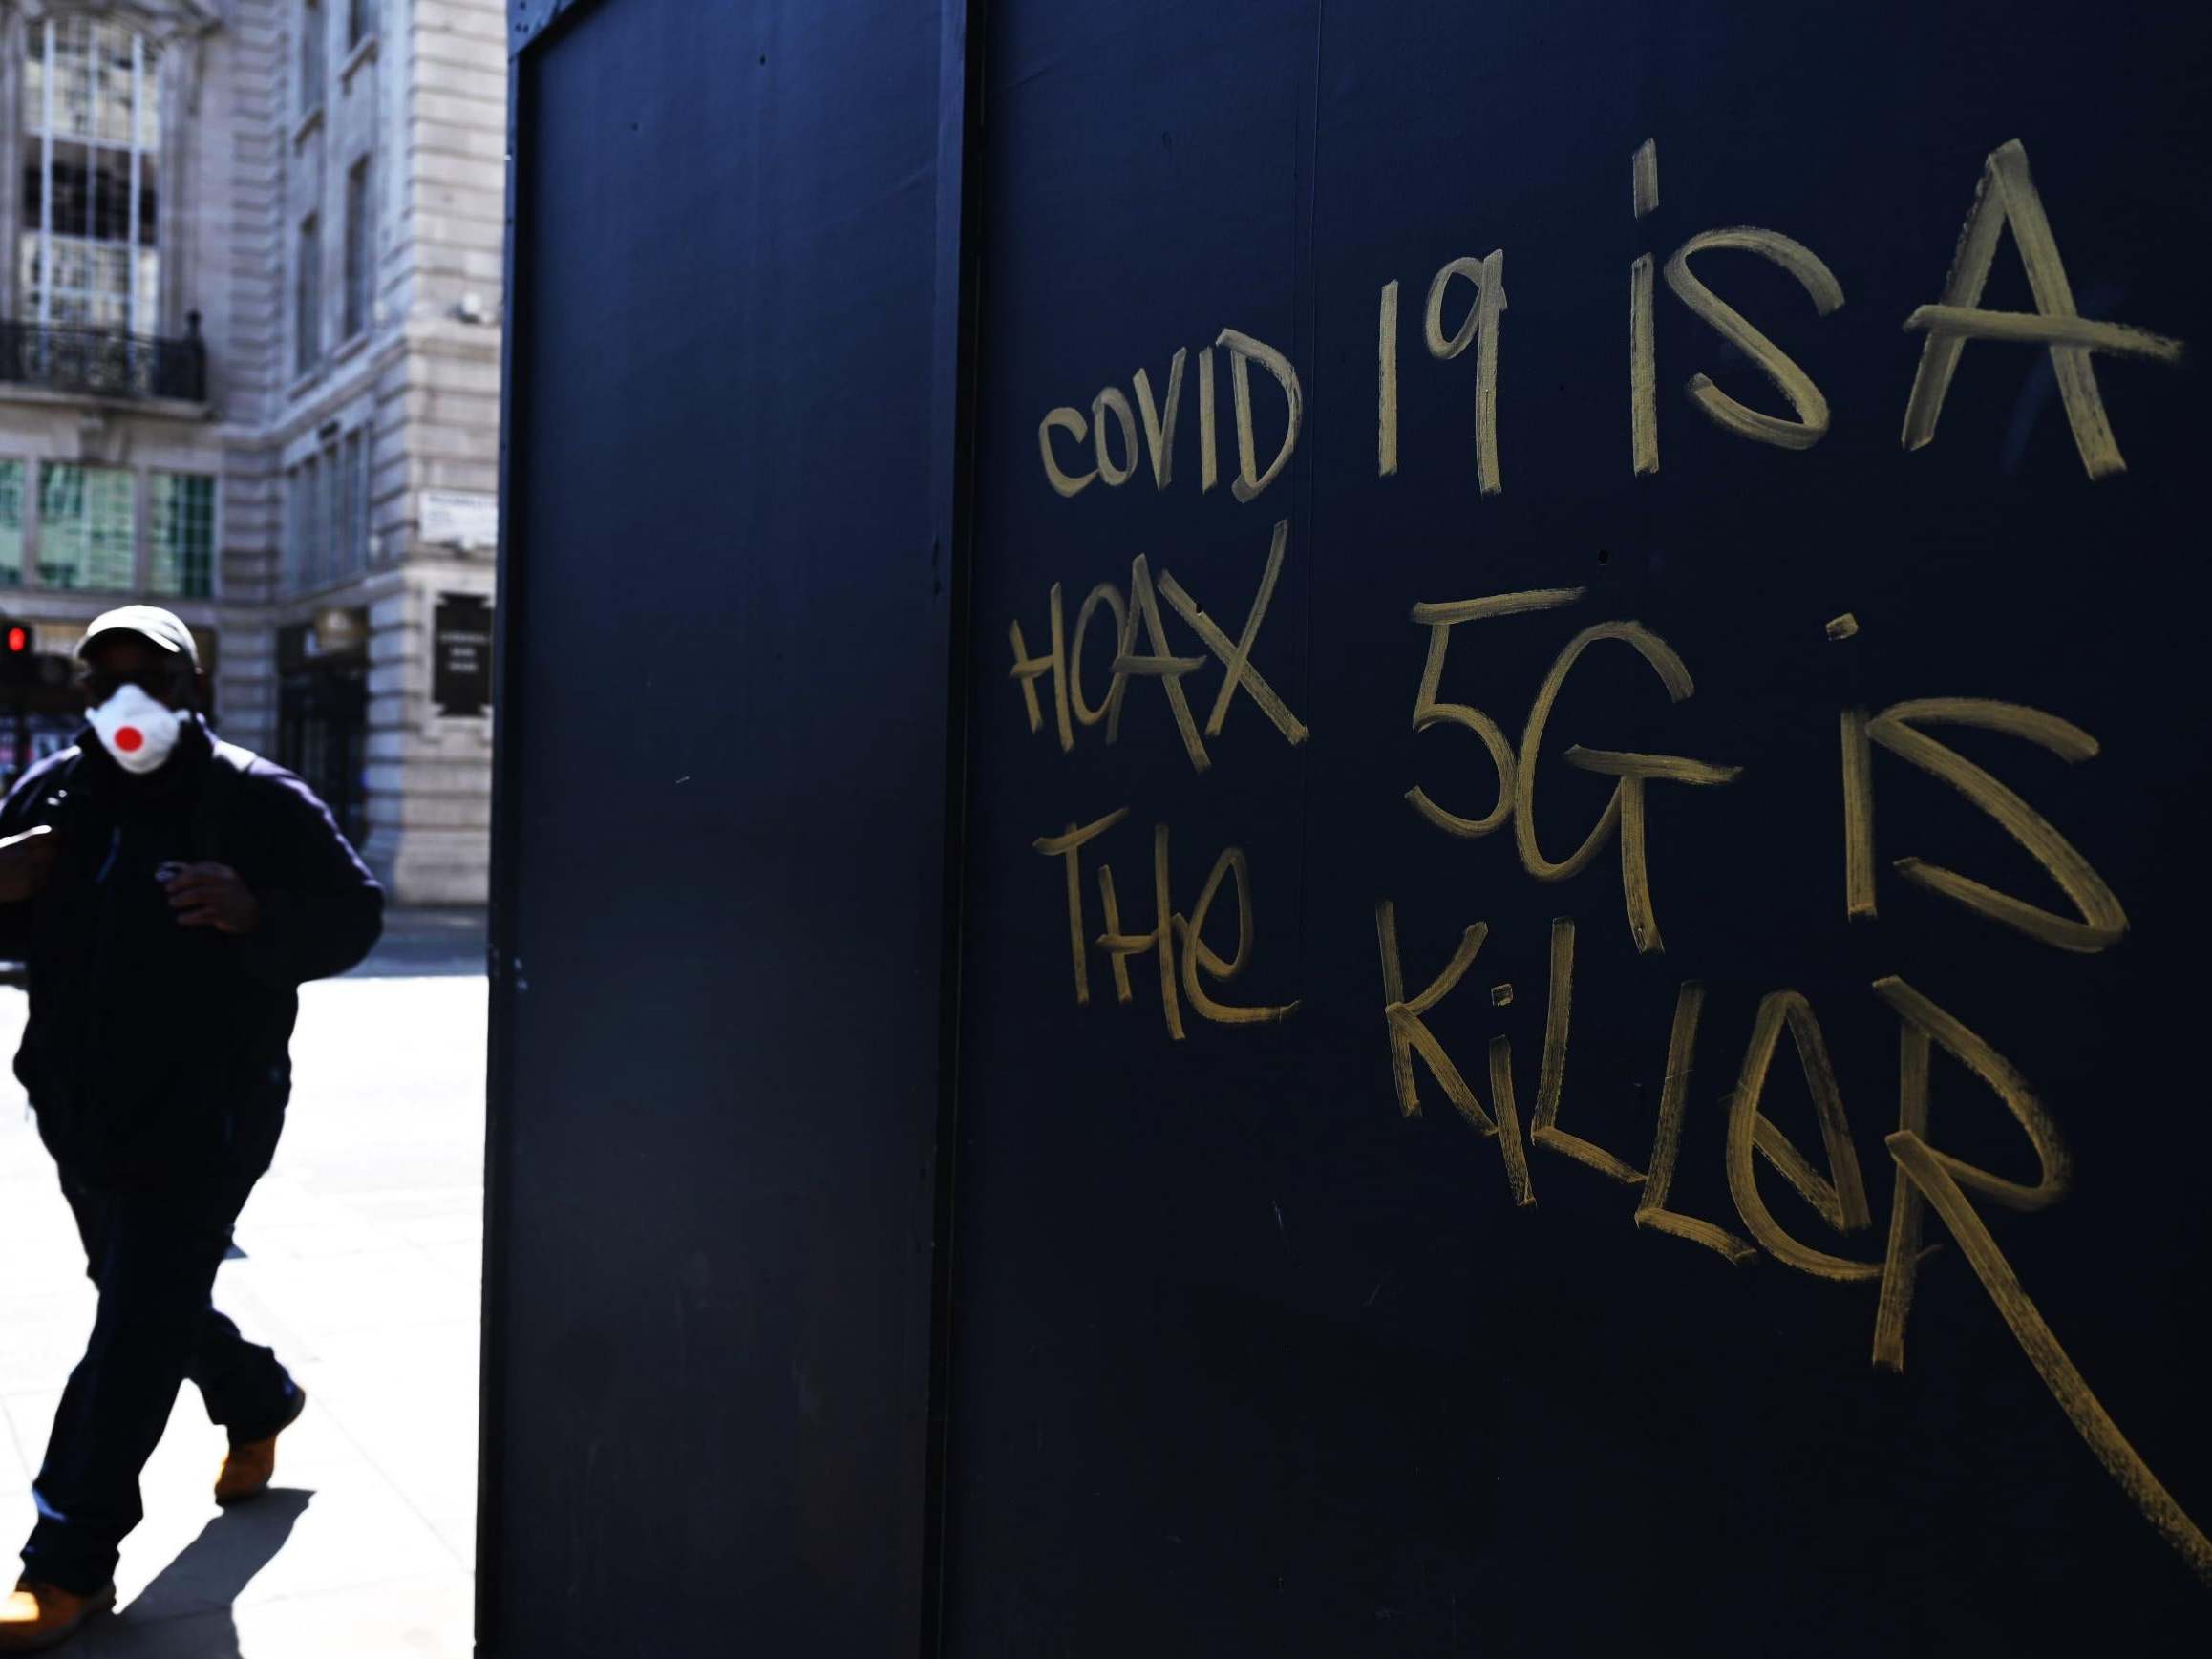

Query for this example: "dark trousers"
[18,1164,300,1595]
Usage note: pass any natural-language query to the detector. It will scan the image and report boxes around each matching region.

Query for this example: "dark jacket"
[0,718,383,1185]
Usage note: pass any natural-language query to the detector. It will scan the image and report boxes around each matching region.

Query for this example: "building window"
[343,158,372,341]
[331,436,354,581]
[300,1,325,114]
[38,462,135,591]
[21,17,161,333]
[296,214,320,373]
[286,435,372,593]
[284,464,301,585]
[288,454,326,587]
[286,460,302,585]
[148,472,215,598]
[349,429,372,568]
[0,462,23,586]
[349,0,379,51]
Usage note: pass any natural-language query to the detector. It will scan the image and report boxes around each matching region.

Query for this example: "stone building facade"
[0,0,504,903]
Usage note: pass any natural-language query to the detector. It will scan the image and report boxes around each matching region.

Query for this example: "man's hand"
[166,862,262,934]
[0,825,59,904]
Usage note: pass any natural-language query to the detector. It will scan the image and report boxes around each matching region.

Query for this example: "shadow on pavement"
[88,1488,313,1655]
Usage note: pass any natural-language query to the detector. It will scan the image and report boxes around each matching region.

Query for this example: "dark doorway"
[275,620,368,848]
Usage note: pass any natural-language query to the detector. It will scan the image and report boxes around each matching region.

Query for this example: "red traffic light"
[3,627,24,654]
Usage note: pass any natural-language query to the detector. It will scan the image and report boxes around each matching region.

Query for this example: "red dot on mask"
[115,727,143,753]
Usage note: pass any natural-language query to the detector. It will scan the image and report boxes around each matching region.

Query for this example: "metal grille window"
[38,462,135,591]
[0,462,23,586]
[300,1,325,113]
[296,214,321,373]
[21,16,161,332]
[344,158,372,340]
[148,472,215,599]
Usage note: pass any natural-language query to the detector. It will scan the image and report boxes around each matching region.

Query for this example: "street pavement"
[0,910,488,1656]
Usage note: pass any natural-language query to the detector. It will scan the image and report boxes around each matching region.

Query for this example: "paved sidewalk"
[345,909,488,979]
[0,913,486,1655]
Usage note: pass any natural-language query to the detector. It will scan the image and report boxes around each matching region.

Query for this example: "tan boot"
[0,1579,115,1652]
[215,1387,308,1506]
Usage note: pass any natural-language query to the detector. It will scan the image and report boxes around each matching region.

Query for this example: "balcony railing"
[0,314,207,404]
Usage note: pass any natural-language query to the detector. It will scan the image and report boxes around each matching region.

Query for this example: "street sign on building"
[420,489,499,550]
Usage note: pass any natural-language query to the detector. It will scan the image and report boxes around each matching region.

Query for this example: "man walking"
[0,606,382,1650]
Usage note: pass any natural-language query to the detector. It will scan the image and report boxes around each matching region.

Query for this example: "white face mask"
[88,683,184,776]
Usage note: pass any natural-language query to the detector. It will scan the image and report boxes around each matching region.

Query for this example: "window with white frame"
[0,460,220,595]
[0,463,23,586]
[21,16,161,333]
[38,462,136,591]
[148,472,216,599]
